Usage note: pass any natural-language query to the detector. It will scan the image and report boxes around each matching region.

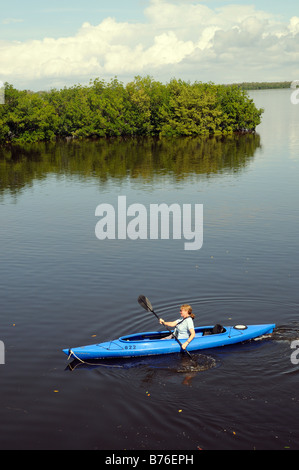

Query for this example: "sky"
[0,0,299,90]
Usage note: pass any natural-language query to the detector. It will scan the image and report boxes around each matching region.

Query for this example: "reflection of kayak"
[63,324,275,361]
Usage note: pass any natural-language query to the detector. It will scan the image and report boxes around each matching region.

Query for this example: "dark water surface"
[0,89,299,450]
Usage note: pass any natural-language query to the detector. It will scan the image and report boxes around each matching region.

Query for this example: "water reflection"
[65,351,218,387]
[0,134,261,196]
[251,90,299,160]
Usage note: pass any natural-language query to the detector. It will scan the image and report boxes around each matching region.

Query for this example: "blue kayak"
[63,323,275,361]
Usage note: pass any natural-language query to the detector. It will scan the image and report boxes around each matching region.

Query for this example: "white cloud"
[288,16,299,35]
[1,0,299,90]
[1,18,24,25]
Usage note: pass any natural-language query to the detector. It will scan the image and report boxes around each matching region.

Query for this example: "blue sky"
[0,1,148,40]
[1,1,297,39]
[1,0,299,90]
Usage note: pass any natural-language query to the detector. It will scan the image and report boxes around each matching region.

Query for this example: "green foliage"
[1,84,59,142]
[234,81,291,90]
[216,85,263,132]
[157,80,223,136]
[0,77,263,143]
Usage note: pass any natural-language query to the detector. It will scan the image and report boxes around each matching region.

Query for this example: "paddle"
[137,295,194,360]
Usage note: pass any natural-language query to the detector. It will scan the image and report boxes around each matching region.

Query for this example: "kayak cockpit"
[119,326,227,342]
[120,332,171,342]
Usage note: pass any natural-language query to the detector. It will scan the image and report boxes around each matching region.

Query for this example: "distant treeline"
[234,81,292,90]
[0,76,263,144]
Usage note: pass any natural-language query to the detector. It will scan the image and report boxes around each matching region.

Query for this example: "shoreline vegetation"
[234,81,291,90]
[0,76,284,145]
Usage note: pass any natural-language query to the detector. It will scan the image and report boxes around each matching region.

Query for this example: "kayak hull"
[63,324,275,360]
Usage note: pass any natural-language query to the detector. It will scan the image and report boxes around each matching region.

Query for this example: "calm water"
[0,89,299,450]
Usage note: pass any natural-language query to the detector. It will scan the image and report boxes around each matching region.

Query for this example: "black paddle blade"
[138,295,153,312]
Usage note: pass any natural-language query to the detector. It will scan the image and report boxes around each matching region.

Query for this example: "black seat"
[212,324,224,334]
